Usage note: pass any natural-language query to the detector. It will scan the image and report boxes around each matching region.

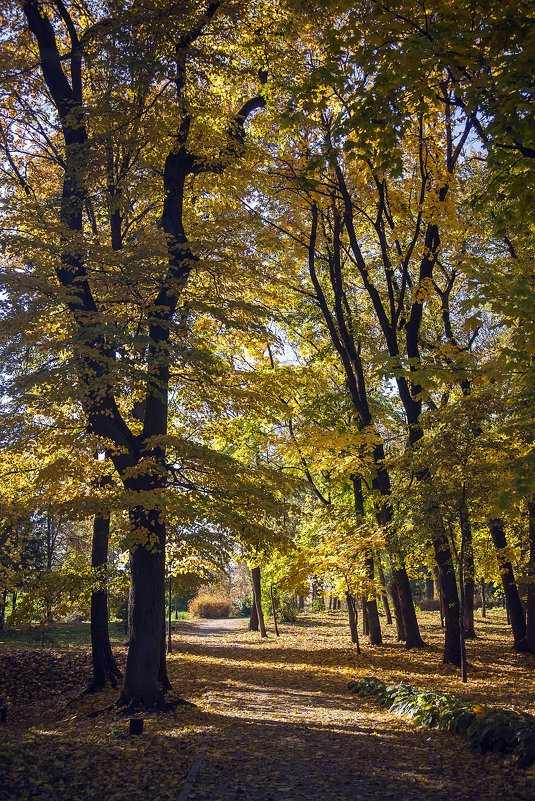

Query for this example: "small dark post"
[1,706,7,723]
[129,718,143,735]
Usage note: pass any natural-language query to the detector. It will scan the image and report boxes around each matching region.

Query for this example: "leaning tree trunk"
[86,512,122,692]
[251,566,267,638]
[489,518,528,651]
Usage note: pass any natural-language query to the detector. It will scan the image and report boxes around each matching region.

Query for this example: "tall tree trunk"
[488,518,528,651]
[167,574,173,654]
[346,591,360,652]
[525,501,535,652]
[433,567,445,628]
[251,566,267,638]
[459,497,476,638]
[458,495,468,682]
[86,512,122,693]
[433,531,461,666]
[353,477,381,644]
[117,508,167,710]
[376,554,392,624]
[374,477,423,648]
[306,215,422,649]
[249,596,259,631]
[298,595,305,611]
[362,594,369,635]
[270,585,279,637]
[390,577,406,642]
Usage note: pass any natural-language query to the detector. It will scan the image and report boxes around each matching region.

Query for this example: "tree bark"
[86,512,122,693]
[480,578,486,618]
[346,591,360,652]
[270,585,280,637]
[433,531,461,666]
[488,518,528,651]
[167,574,173,654]
[361,594,369,635]
[376,554,393,624]
[459,497,476,638]
[390,576,406,641]
[116,508,167,710]
[251,566,267,638]
[249,596,259,631]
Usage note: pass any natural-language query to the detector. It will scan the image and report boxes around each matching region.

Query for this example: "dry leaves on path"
[1,610,535,800]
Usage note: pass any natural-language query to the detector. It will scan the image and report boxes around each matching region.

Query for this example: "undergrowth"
[348,676,535,769]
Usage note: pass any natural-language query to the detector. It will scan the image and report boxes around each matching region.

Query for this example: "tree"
[1,0,277,709]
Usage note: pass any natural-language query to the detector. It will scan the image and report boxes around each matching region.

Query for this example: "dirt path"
[175,618,248,637]
[168,619,535,801]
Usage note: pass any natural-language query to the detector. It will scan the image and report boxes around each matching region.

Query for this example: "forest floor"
[1,611,535,800]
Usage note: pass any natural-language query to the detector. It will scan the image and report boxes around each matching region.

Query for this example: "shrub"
[278,594,299,622]
[188,593,231,619]
[418,599,442,612]
[348,676,535,769]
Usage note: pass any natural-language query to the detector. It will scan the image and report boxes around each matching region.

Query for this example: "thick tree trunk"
[373,477,423,648]
[390,577,406,641]
[525,501,535,652]
[249,596,259,631]
[392,566,423,647]
[488,518,528,651]
[86,512,122,693]
[459,498,476,638]
[251,566,267,638]
[298,595,305,611]
[117,508,167,710]
[433,530,461,666]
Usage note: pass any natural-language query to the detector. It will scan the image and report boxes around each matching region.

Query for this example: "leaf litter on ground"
[1,610,534,800]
